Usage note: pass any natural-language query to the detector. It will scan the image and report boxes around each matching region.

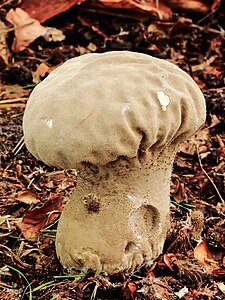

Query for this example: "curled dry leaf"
[194,240,225,272]
[17,194,63,241]
[163,254,174,271]
[20,0,172,22]
[171,175,187,203]
[128,282,137,300]
[167,0,217,14]
[6,8,65,53]
[16,190,40,204]
[90,0,172,19]
[0,21,10,67]
[18,0,221,27]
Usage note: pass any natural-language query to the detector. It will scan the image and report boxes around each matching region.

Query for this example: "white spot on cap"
[46,119,53,128]
[157,90,170,111]
[121,103,130,115]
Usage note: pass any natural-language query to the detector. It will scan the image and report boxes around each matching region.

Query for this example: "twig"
[0,245,30,268]
[0,21,35,34]
[90,281,100,300]
[27,177,42,191]
[197,3,220,25]
[0,103,26,108]
[197,146,224,203]
[0,0,14,8]
[12,136,25,155]
[0,97,28,104]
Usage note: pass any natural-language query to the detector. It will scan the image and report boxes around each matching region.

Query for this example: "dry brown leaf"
[127,282,136,300]
[148,20,176,36]
[6,8,65,53]
[194,241,211,261]
[17,194,63,241]
[0,21,10,67]
[209,114,221,128]
[179,127,210,156]
[194,240,224,272]
[19,0,220,27]
[163,254,174,271]
[211,0,221,11]
[20,0,87,23]
[167,0,213,14]
[171,176,187,203]
[33,62,50,84]
[217,282,225,294]
[90,0,171,19]
[20,0,172,22]
[16,190,40,205]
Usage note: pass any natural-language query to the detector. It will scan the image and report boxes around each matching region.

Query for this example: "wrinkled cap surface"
[23,51,206,168]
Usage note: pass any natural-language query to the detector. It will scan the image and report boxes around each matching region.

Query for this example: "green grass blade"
[2,265,32,300]
[32,280,55,292]
[54,274,85,279]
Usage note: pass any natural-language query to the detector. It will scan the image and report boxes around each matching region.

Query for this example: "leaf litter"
[0,0,225,299]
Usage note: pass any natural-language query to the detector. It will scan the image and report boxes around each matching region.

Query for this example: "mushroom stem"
[56,150,174,275]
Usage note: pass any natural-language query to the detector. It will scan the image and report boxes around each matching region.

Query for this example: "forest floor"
[0,1,225,299]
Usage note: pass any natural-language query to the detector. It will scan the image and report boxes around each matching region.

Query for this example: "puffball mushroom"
[23,51,206,275]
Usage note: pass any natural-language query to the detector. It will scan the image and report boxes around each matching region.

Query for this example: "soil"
[0,1,225,299]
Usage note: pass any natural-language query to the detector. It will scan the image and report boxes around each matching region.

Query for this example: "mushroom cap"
[23,51,206,168]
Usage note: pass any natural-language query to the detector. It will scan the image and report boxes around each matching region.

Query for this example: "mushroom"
[23,51,206,275]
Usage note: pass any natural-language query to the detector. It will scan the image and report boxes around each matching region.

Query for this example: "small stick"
[197,146,224,203]
[0,97,28,104]
[0,103,26,108]
[12,136,25,155]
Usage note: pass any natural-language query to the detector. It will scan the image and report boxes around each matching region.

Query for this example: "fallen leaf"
[17,194,63,241]
[128,282,137,300]
[217,282,225,293]
[148,20,176,36]
[6,8,65,53]
[20,0,87,23]
[171,175,187,203]
[211,0,221,11]
[19,0,172,22]
[216,134,225,148]
[194,240,224,272]
[194,240,212,266]
[16,190,40,204]
[90,0,172,19]
[19,0,220,27]
[174,286,189,299]
[167,0,212,14]
[179,127,210,156]
[33,62,50,84]
[0,21,10,68]
[44,27,65,42]
[163,254,174,271]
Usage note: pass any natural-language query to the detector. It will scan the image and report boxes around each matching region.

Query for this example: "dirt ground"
[0,1,225,299]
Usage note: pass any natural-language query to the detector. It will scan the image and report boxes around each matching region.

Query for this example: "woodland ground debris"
[0,0,225,299]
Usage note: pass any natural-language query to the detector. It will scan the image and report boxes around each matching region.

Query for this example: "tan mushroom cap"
[23,51,206,168]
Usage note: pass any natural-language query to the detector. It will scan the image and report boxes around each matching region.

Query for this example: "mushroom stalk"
[56,151,173,275]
